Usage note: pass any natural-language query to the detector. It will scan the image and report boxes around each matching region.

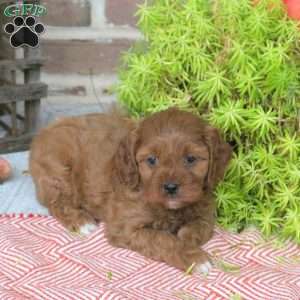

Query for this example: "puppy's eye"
[184,155,197,165]
[147,155,157,166]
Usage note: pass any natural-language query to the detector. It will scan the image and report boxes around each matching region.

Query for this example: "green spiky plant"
[116,0,300,243]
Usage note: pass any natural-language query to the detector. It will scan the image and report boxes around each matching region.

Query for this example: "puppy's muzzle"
[163,182,179,196]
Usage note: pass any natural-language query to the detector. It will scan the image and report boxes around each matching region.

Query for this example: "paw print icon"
[4,16,45,48]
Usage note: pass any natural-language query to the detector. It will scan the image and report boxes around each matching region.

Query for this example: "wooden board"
[0,132,34,154]
[0,58,45,71]
[0,83,48,104]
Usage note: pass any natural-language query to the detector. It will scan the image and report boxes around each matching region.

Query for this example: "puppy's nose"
[163,182,179,195]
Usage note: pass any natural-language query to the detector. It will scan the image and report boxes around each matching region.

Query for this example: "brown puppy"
[29,108,231,274]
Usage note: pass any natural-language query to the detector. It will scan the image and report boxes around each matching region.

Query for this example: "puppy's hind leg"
[30,126,98,236]
[50,200,98,235]
[34,171,97,235]
[31,161,96,235]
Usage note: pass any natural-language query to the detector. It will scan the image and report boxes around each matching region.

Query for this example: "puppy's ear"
[113,129,140,190]
[204,126,232,191]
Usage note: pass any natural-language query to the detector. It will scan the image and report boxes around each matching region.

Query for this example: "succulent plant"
[117,0,300,243]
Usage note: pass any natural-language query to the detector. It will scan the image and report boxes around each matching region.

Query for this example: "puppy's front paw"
[183,248,212,274]
[79,223,98,236]
[193,261,212,275]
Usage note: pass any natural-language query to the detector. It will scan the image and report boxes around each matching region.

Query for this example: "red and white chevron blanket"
[0,214,299,300]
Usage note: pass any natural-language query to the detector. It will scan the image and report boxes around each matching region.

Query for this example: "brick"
[106,0,142,27]
[41,0,91,27]
[41,39,134,75]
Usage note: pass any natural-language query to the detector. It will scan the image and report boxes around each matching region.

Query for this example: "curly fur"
[30,108,232,271]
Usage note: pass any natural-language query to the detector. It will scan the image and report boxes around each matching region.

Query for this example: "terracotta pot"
[252,0,300,20]
[283,0,300,20]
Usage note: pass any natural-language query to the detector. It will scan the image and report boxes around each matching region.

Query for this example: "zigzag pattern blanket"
[0,214,299,300]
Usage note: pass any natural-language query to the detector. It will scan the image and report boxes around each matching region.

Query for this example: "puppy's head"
[114,108,232,210]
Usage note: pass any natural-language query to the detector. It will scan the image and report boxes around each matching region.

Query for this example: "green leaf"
[282,206,300,243]
[209,99,247,140]
[273,182,300,211]
[193,69,231,107]
[277,132,300,161]
[252,204,281,237]
[246,107,278,142]
[215,259,241,274]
